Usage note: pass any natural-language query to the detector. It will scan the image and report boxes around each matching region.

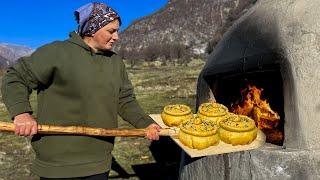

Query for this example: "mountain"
[0,0,255,67]
[0,55,10,69]
[114,0,255,60]
[0,43,33,67]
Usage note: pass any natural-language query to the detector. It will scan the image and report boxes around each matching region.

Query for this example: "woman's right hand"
[13,113,38,137]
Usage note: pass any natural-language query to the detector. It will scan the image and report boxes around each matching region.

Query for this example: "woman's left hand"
[145,123,161,140]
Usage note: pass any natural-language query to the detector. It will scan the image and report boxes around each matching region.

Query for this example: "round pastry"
[197,102,229,125]
[219,114,258,145]
[161,104,193,126]
[179,116,220,150]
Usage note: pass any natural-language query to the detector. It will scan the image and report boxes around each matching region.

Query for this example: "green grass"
[0,61,205,179]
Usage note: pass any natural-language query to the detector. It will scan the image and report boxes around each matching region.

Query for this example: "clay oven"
[179,0,320,179]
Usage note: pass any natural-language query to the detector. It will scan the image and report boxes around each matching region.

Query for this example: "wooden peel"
[149,114,266,158]
[0,121,179,137]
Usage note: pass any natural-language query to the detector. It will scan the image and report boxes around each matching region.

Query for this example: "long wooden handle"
[0,122,178,137]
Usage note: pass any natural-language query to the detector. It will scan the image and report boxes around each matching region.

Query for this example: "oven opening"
[205,57,285,146]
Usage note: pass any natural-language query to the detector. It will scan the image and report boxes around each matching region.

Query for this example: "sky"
[0,0,168,49]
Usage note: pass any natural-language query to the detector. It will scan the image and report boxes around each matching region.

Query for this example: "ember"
[230,85,283,144]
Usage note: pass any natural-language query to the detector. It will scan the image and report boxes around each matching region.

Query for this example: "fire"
[230,85,283,144]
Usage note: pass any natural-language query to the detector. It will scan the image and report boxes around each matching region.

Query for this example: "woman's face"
[91,19,120,51]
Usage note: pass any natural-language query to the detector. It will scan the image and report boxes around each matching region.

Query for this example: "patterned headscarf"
[74,2,121,36]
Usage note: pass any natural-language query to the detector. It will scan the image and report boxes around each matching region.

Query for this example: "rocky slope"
[0,43,33,68]
[0,55,10,69]
[114,0,256,56]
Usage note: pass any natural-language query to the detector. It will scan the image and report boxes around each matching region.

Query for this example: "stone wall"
[180,145,320,180]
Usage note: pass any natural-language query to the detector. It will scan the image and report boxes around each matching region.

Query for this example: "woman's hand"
[145,123,161,140]
[13,113,38,137]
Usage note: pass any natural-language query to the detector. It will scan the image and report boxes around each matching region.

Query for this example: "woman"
[1,2,160,179]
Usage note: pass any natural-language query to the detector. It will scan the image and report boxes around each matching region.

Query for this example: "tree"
[126,50,141,68]
[142,44,160,62]
[169,43,191,66]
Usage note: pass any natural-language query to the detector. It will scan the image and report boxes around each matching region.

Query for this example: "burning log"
[230,85,283,144]
[264,129,284,145]
[252,107,279,130]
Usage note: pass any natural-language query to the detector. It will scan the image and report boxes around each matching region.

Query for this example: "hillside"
[0,55,10,69]
[114,0,256,59]
[0,43,33,68]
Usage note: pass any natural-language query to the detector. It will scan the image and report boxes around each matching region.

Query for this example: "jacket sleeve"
[117,61,155,128]
[1,43,58,119]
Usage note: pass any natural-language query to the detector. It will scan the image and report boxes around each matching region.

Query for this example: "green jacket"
[1,32,154,178]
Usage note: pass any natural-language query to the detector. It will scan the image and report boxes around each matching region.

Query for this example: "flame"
[230,85,283,144]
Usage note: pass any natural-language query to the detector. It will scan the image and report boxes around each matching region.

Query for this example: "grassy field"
[0,60,205,180]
